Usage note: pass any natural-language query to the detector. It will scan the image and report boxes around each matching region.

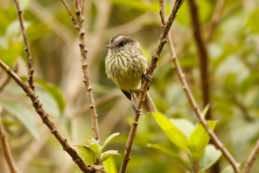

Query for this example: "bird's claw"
[142,74,152,82]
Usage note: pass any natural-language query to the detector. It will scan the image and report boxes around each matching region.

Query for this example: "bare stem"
[157,0,240,173]
[119,1,184,173]
[0,108,19,173]
[0,59,96,173]
[168,34,240,173]
[166,14,240,173]
[74,2,101,141]
[13,0,35,90]
[188,0,211,118]
[242,140,259,173]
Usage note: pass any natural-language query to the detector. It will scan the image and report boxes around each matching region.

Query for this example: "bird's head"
[107,35,139,53]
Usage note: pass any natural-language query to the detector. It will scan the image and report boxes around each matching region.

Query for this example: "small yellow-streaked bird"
[105,35,156,112]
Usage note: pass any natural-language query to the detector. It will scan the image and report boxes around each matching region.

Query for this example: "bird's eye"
[118,41,126,47]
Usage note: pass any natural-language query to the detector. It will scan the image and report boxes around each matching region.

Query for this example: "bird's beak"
[106,44,112,49]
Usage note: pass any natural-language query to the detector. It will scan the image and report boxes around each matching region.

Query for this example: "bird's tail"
[122,90,157,113]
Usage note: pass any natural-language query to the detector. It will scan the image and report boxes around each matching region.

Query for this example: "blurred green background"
[0,0,258,173]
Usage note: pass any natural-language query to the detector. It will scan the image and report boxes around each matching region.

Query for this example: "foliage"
[0,0,258,173]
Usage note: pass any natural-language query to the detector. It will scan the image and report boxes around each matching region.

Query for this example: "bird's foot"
[142,74,152,83]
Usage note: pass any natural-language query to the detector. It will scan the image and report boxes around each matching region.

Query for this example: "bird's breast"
[105,52,146,91]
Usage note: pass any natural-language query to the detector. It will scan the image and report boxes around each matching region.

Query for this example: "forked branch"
[0,59,97,173]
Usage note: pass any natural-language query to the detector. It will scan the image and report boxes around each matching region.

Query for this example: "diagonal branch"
[0,59,96,173]
[119,1,184,173]
[161,3,240,173]
[158,0,240,173]
[0,108,19,173]
[187,0,211,118]
[242,140,259,173]
[13,0,35,90]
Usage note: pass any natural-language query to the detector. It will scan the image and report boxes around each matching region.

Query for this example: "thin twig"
[119,1,184,173]
[73,1,101,141]
[13,0,35,90]
[159,0,166,25]
[166,12,240,173]
[242,140,259,173]
[0,108,19,173]
[158,0,240,173]
[168,34,240,173]
[188,0,211,118]
[0,59,97,173]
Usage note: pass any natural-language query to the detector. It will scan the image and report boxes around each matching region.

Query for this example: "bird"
[105,35,156,112]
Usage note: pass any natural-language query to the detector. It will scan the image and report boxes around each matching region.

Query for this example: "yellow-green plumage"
[105,35,156,112]
[105,37,147,91]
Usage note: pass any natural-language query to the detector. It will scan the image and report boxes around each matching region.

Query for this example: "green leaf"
[100,150,120,161]
[89,138,102,157]
[102,132,120,150]
[147,143,179,158]
[188,121,217,159]
[36,80,66,115]
[147,143,190,169]
[199,145,222,171]
[76,145,97,165]
[103,157,117,173]
[171,118,195,138]
[152,112,188,150]
[0,99,39,138]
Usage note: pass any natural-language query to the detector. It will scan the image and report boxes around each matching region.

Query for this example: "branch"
[74,1,101,141]
[187,0,211,118]
[13,0,35,90]
[242,140,259,173]
[119,1,184,173]
[163,4,240,173]
[0,59,96,173]
[0,107,19,173]
[60,0,101,141]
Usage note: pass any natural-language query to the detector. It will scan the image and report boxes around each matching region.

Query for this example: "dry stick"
[119,1,184,173]
[166,17,240,173]
[0,108,19,173]
[74,1,101,141]
[0,60,96,173]
[187,0,211,119]
[242,140,259,173]
[13,0,35,90]
[158,1,239,172]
